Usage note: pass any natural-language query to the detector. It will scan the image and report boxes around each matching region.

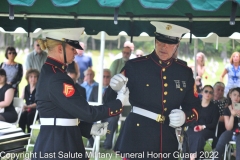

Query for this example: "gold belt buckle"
[156,114,165,123]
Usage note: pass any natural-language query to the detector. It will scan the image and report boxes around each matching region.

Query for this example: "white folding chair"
[112,114,126,146]
[224,141,236,160]
[12,97,24,126]
[207,121,219,148]
[26,110,40,151]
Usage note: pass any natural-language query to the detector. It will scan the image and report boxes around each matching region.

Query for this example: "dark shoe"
[103,145,112,150]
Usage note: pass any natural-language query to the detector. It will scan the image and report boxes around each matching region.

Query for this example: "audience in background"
[220,51,240,97]
[81,68,98,101]
[0,68,17,123]
[0,46,23,97]
[193,52,206,94]
[19,69,39,133]
[135,49,144,58]
[67,61,86,100]
[89,69,118,150]
[25,40,47,72]
[124,41,134,54]
[186,85,219,160]
[74,42,93,84]
[213,87,240,160]
[212,82,228,140]
[110,46,131,76]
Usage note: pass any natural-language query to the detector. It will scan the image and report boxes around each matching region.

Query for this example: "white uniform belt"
[132,106,165,123]
[40,118,79,126]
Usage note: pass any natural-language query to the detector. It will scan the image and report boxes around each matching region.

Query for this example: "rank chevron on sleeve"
[63,83,75,97]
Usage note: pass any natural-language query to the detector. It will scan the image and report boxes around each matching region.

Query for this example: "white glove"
[169,109,185,128]
[0,108,4,113]
[90,122,109,136]
[116,82,129,105]
[110,74,128,91]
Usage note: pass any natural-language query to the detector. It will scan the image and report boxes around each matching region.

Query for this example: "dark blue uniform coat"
[32,57,122,160]
[114,51,201,160]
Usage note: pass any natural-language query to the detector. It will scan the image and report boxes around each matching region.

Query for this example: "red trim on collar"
[47,56,66,66]
[52,66,56,73]
[45,62,65,73]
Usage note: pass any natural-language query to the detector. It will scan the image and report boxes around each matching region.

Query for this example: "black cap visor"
[155,32,180,44]
[46,37,83,50]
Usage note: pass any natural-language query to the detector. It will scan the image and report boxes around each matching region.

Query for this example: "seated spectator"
[0,69,17,123]
[0,47,23,97]
[81,68,98,101]
[89,69,118,150]
[135,49,144,58]
[186,85,219,160]
[67,61,86,100]
[213,87,240,160]
[212,81,228,147]
[19,69,39,133]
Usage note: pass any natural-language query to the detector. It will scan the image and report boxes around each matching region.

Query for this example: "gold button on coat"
[146,84,149,86]
[162,68,165,72]
[163,76,166,79]
[164,91,168,95]
[137,123,140,126]
[164,83,168,87]
[163,100,166,103]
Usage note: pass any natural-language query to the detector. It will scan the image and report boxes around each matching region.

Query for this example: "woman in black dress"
[0,68,17,123]
[19,69,39,133]
[187,85,220,160]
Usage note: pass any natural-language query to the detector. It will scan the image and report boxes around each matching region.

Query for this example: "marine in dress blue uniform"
[32,29,127,160]
[111,22,201,160]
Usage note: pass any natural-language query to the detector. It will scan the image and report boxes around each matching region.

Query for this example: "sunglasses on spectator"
[103,75,110,78]
[204,90,213,95]
[136,54,143,57]
[36,44,40,47]
[8,51,16,55]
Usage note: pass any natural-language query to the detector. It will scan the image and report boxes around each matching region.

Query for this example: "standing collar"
[150,50,174,67]
[45,56,67,71]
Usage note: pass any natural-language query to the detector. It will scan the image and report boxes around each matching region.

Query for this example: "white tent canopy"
[2,27,240,44]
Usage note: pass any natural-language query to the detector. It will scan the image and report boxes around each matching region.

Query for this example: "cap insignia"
[166,25,172,30]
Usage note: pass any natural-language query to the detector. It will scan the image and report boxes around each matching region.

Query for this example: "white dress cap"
[41,28,85,41]
[150,21,190,38]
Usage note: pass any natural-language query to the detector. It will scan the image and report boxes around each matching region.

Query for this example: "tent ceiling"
[1,0,240,37]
